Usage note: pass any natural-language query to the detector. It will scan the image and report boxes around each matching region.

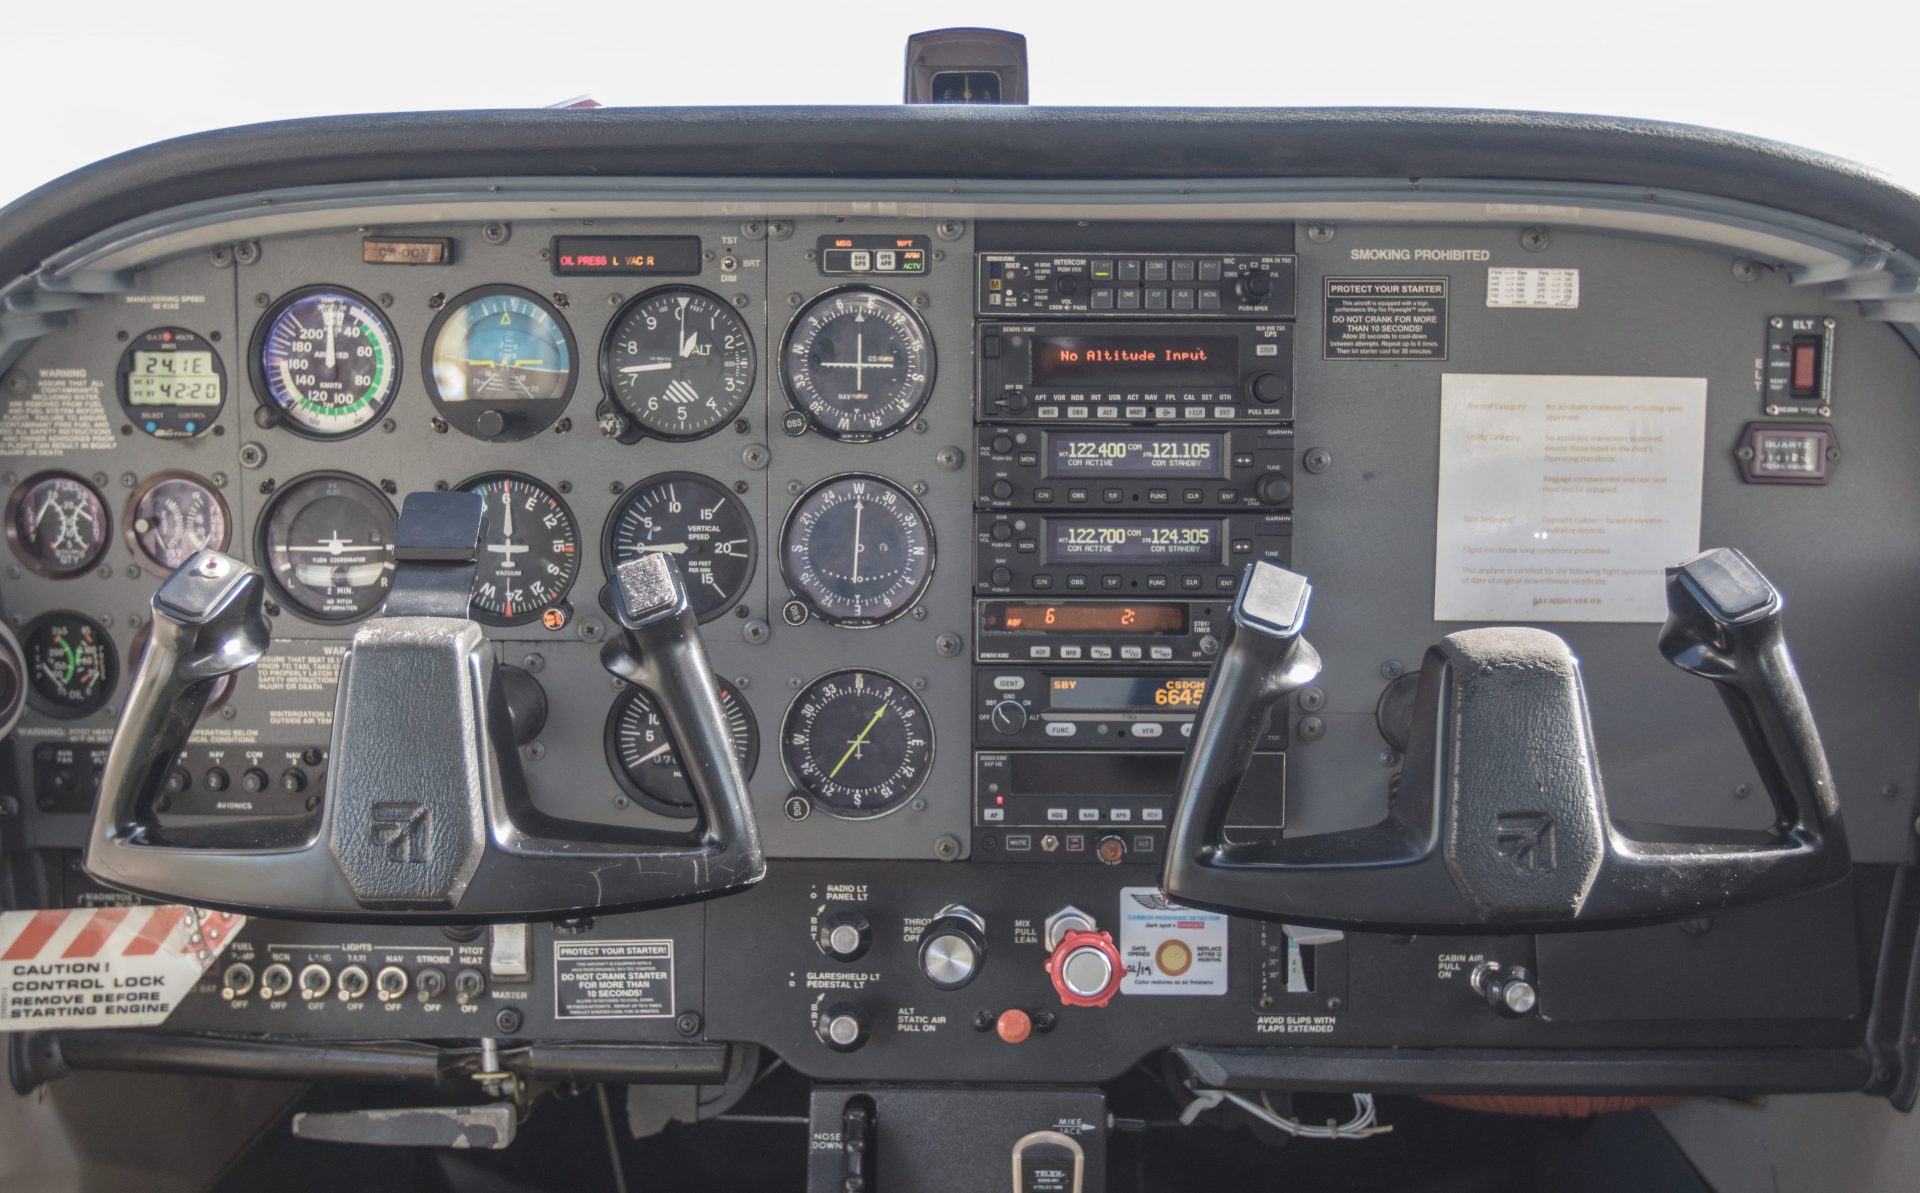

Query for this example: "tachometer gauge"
[782,669,931,819]
[458,473,580,626]
[605,677,759,818]
[779,474,933,627]
[125,472,231,577]
[116,327,226,438]
[601,287,755,440]
[6,472,111,578]
[426,286,577,441]
[257,472,397,623]
[23,612,117,718]
[781,287,935,441]
[602,473,756,623]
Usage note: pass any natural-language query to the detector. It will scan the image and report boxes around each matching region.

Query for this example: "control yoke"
[1162,550,1849,931]
[85,491,764,921]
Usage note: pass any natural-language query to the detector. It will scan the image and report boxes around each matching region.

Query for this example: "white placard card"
[1434,373,1708,623]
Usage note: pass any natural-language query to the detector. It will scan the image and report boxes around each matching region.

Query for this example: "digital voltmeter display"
[126,351,222,406]
[1031,334,1239,388]
[1047,431,1225,479]
[1044,518,1225,565]
[982,602,1188,634]
[1048,674,1207,711]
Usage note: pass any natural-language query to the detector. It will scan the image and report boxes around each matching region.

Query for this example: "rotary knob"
[990,700,1029,735]
[1471,961,1540,1019]
[1045,929,1124,1008]
[1254,472,1293,507]
[1235,267,1274,302]
[817,911,872,962]
[817,1001,871,1052]
[917,905,987,990]
[1247,371,1289,405]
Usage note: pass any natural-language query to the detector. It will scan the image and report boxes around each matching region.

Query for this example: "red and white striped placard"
[0,906,244,1030]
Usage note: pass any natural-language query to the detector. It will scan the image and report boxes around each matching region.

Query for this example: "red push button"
[995,1008,1033,1044]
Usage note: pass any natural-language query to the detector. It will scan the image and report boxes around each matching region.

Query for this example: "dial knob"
[817,1001,871,1052]
[990,521,1014,543]
[990,434,1015,454]
[1045,929,1124,1007]
[1472,961,1539,1018]
[1235,267,1273,302]
[991,566,1014,587]
[1248,371,1289,405]
[917,905,987,990]
[990,480,1015,501]
[990,700,1029,735]
[817,911,872,962]
[997,389,1030,415]
[1255,472,1293,507]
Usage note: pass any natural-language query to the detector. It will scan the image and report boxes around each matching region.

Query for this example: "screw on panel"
[1882,784,1899,799]
[743,620,771,644]
[1519,227,1551,253]
[428,292,446,309]
[208,246,233,268]
[1302,448,1333,474]
[1731,259,1763,283]
[431,418,449,434]
[935,632,962,657]
[481,223,510,245]
[676,1011,703,1036]
[1380,659,1404,679]
[234,242,261,266]
[934,835,962,861]
[254,293,270,308]
[378,293,395,308]
[768,221,794,240]
[1305,224,1336,245]
[524,742,545,761]
[1298,716,1325,741]
[934,220,965,241]
[1298,687,1326,712]
[577,619,604,643]
[1733,784,1750,800]
[381,418,396,434]
[741,444,770,471]
[935,447,964,471]
[787,292,803,307]
[733,294,751,309]
[494,1007,524,1034]
[741,221,766,240]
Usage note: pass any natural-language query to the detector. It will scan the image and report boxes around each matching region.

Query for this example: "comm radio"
[977,321,1294,423]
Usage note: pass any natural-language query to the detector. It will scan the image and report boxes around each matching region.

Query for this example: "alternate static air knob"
[817,911,872,962]
[1045,929,1124,1007]
[818,1001,871,1052]
[1471,961,1539,1019]
[918,904,987,990]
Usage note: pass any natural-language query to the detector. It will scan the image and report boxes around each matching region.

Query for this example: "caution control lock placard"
[0,906,243,1030]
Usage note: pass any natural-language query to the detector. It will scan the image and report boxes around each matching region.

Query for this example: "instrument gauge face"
[781,669,931,820]
[23,612,117,718]
[457,473,581,626]
[602,473,756,623]
[426,286,577,441]
[779,474,933,627]
[605,677,759,818]
[252,286,401,438]
[257,472,397,623]
[601,286,755,440]
[781,287,935,442]
[6,472,111,578]
[116,327,226,438]
[125,471,231,577]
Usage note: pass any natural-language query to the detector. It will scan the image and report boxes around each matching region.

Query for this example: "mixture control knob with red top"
[1045,929,1124,1007]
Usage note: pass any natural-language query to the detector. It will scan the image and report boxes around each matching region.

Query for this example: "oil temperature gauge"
[605,677,758,818]
[23,612,117,718]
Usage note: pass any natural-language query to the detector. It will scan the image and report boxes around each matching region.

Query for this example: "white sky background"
[6,0,1919,206]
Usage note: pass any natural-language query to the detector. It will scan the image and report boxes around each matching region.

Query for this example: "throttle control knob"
[1045,929,1124,1008]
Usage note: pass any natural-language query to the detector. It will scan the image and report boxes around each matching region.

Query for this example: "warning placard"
[1323,276,1449,360]
[554,939,675,1019]
[1,906,241,1031]
[1117,888,1228,996]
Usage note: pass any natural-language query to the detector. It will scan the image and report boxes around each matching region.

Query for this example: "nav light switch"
[488,924,531,981]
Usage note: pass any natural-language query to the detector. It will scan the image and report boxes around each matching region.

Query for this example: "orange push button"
[995,1008,1033,1044]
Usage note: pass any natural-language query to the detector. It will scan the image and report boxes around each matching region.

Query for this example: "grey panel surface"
[5,209,1918,873]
